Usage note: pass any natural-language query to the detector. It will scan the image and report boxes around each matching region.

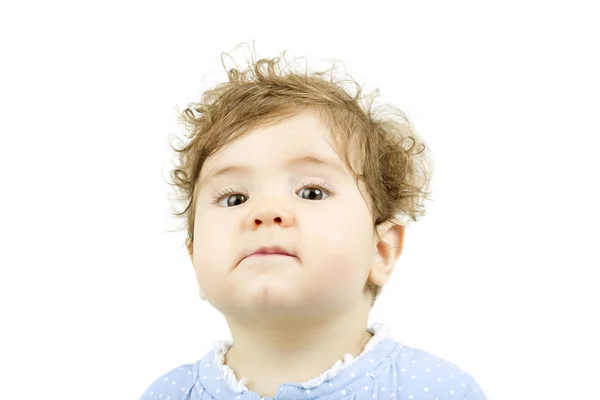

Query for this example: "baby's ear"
[186,242,207,301]
[186,242,194,265]
[368,221,405,286]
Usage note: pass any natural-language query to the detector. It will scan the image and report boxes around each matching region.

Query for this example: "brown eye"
[224,194,247,207]
[213,189,248,207]
[298,187,327,200]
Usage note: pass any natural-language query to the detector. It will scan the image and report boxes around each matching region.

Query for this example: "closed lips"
[250,246,294,257]
[240,246,297,264]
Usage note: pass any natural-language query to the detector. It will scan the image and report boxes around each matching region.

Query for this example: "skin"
[187,110,404,397]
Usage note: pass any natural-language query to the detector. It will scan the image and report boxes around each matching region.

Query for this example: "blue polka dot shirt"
[140,325,486,400]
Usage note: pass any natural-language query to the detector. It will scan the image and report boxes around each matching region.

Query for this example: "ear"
[186,241,207,301]
[186,241,194,265]
[368,221,405,287]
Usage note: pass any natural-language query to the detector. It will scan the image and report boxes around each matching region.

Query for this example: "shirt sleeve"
[139,364,195,400]
[462,372,488,400]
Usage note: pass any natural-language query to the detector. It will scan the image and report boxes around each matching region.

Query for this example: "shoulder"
[389,342,487,399]
[139,362,198,400]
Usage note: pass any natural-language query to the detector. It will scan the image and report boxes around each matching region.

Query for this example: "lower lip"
[249,253,294,257]
[242,253,296,263]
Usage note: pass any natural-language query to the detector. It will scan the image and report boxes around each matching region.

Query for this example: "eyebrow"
[199,155,348,188]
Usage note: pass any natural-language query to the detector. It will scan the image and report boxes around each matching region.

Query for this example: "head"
[168,48,432,324]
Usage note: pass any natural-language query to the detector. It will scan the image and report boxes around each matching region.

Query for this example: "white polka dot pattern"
[139,333,486,399]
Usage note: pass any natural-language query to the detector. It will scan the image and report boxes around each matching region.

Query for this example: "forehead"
[201,111,345,175]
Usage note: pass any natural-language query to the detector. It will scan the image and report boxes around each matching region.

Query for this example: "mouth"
[240,246,297,264]
[248,253,294,257]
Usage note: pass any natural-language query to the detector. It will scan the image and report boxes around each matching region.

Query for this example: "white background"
[1,1,598,399]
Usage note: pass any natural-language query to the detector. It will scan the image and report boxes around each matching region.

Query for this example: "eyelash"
[211,181,334,204]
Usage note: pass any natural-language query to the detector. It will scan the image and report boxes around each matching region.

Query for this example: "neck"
[223,308,373,398]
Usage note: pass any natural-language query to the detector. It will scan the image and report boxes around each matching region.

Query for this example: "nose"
[248,198,295,229]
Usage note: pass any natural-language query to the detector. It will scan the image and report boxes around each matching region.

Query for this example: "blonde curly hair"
[167,44,434,306]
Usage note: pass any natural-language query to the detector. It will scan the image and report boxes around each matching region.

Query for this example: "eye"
[297,182,332,200]
[213,188,248,207]
[212,182,333,207]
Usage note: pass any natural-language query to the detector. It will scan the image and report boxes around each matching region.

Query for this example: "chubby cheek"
[190,213,236,294]
[303,209,374,297]
[304,240,372,308]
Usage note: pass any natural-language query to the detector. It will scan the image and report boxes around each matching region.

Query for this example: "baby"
[140,47,487,400]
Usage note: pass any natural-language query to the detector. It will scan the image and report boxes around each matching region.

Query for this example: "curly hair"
[167,44,433,306]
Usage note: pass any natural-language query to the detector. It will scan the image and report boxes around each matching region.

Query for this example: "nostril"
[253,217,283,225]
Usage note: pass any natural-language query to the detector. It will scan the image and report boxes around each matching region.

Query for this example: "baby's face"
[188,111,378,321]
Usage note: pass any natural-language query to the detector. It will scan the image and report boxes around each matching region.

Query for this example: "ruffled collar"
[211,322,392,393]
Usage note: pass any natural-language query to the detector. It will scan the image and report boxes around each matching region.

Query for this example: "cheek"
[319,195,374,250]
[191,211,235,274]
[305,202,374,283]
[190,216,234,302]
[305,237,372,309]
